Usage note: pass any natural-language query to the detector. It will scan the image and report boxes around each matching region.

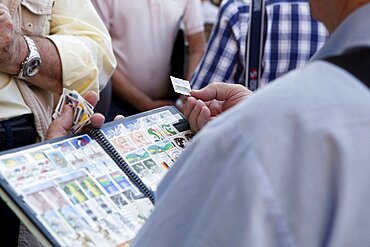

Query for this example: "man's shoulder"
[219,0,250,17]
[211,0,250,30]
[250,60,358,116]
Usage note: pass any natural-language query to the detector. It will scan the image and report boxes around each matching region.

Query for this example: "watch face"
[25,57,42,77]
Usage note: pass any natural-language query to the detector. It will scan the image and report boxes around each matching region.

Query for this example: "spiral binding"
[90,128,155,203]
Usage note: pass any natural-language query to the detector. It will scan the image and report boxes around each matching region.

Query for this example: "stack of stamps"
[53,88,94,134]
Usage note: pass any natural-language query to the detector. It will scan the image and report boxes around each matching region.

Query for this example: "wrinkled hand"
[0,4,18,68]
[0,4,13,49]
[46,92,105,140]
[182,83,252,132]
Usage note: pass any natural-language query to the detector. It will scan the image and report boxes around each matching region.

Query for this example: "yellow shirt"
[0,0,116,120]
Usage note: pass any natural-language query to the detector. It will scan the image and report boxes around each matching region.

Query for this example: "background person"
[0,0,116,245]
[190,0,328,90]
[91,0,206,118]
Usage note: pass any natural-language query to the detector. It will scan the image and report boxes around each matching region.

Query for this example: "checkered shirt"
[190,0,328,90]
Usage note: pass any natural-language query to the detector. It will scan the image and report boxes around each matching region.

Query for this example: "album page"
[99,106,194,193]
[0,134,153,247]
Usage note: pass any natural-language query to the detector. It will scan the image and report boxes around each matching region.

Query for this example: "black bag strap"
[323,48,370,89]
[246,0,267,91]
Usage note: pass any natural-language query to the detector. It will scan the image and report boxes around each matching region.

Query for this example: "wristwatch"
[17,36,42,79]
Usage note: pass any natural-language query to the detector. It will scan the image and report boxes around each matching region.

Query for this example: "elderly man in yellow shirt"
[0,0,116,245]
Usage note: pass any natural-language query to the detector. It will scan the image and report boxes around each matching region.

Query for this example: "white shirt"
[92,0,204,99]
[202,1,219,24]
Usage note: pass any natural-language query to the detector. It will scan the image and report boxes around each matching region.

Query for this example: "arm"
[184,32,206,80]
[112,69,174,112]
[0,5,62,94]
[47,0,116,96]
[1,1,116,96]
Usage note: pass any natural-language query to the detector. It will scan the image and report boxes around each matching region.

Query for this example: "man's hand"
[46,92,105,140]
[182,83,252,132]
[0,3,62,93]
[0,4,13,49]
[0,4,21,69]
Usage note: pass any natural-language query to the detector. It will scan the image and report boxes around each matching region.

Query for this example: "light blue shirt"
[132,3,370,247]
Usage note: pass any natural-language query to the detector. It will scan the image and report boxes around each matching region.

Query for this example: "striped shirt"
[191,0,328,90]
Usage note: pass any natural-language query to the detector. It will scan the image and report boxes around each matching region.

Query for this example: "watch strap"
[17,36,41,79]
